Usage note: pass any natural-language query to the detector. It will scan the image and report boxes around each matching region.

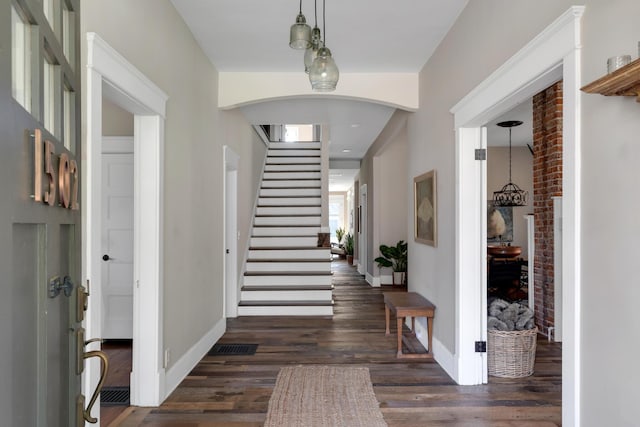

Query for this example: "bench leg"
[385,305,391,335]
[427,315,434,354]
[396,316,403,357]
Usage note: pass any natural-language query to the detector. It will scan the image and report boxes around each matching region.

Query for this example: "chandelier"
[492,120,528,207]
[290,0,339,91]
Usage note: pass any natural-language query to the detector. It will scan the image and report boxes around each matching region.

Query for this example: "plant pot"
[393,271,405,286]
[346,255,354,265]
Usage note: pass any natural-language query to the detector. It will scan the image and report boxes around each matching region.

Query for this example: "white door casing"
[101,138,134,339]
[449,7,583,426]
[85,33,168,416]
[358,184,368,278]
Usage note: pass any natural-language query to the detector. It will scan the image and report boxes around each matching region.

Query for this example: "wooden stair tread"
[241,285,333,291]
[249,246,328,250]
[255,214,320,218]
[244,271,332,276]
[257,205,321,208]
[238,300,334,307]
[246,258,330,263]
[254,224,320,229]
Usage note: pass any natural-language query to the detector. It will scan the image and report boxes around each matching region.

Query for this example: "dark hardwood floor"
[109,259,561,426]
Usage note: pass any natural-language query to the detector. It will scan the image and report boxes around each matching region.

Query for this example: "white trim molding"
[449,6,584,427]
[85,32,168,414]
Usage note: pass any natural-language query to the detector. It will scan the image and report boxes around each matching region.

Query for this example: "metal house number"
[33,128,79,210]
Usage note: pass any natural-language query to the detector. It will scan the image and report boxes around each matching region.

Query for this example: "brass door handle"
[83,349,109,424]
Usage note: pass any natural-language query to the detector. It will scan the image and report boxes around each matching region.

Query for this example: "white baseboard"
[413,318,456,381]
[372,276,381,287]
[163,317,226,399]
[365,272,378,287]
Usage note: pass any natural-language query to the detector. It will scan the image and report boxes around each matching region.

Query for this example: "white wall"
[82,0,264,371]
[102,99,133,136]
[409,1,640,424]
[487,146,533,258]
[359,110,410,277]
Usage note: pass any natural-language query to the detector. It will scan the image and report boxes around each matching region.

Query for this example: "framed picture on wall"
[414,170,437,246]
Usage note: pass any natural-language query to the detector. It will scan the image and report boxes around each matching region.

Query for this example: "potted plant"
[344,233,354,265]
[375,240,408,285]
[335,227,345,245]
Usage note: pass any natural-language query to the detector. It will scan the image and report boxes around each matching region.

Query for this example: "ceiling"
[486,100,533,147]
[170,0,469,164]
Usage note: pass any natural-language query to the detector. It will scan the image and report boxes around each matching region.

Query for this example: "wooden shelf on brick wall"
[581,57,640,102]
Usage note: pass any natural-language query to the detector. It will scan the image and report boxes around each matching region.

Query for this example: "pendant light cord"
[314,0,318,27]
[299,0,302,14]
[322,0,326,46]
[508,128,513,182]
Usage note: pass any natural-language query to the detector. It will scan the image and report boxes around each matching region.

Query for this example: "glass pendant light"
[309,0,339,91]
[289,0,311,49]
[304,0,321,73]
[492,120,528,207]
[304,28,321,73]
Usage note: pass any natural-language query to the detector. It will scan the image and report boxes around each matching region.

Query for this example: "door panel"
[1,0,84,425]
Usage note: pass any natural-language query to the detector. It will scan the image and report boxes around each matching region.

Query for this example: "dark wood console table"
[383,292,435,359]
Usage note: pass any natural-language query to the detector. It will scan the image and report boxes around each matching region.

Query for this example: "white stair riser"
[250,236,318,247]
[243,275,332,286]
[241,290,333,301]
[262,180,320,189]
[258,197,321,207]
[264,164,320,172]
[246,262,331,272]
[266,157,320,165]
[248,249,330,260]
[263,172,321,180]
[267,149,320,157]
[268,142,321,150]
[252,227,320,237]
[238,305,333,316]
[260,188,321,197]
[254,216,320,226]
[256,206,321,216]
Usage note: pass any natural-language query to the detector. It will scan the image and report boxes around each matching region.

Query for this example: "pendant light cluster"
[289,0,339,91]
[492,120,529,207]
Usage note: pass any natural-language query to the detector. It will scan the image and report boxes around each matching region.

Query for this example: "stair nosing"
[238,300,334,307]
[244,271,332,276]
[249,246,328,250]
[241,285,333,291]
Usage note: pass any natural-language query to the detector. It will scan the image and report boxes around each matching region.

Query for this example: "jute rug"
[264,365,387,427]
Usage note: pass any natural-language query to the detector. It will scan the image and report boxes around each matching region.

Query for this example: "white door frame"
[223,146,239,318]
[84,32,168,415]
[358,184,368,278]
[449,7,583,426]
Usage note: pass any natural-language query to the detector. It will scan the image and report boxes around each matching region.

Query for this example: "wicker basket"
[487,327,538,378]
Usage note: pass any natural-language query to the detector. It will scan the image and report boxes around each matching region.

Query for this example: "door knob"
[102,254,110,261]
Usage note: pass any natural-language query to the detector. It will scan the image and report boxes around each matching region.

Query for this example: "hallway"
[110,260,561,426]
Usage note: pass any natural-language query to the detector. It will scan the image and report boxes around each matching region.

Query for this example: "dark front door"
[0,0,87,425]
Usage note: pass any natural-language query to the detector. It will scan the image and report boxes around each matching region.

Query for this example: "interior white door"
[101,152,134,339]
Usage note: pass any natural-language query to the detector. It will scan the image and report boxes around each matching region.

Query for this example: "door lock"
[48,275,74,298]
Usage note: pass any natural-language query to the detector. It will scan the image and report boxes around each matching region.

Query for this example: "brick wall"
[532,81,563,334]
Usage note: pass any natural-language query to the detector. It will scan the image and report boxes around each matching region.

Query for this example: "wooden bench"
[383,292,435,359]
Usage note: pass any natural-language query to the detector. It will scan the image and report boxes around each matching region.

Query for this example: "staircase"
[237,141,334,316]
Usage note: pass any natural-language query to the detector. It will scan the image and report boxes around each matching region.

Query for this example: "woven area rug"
[264,365,387,427]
